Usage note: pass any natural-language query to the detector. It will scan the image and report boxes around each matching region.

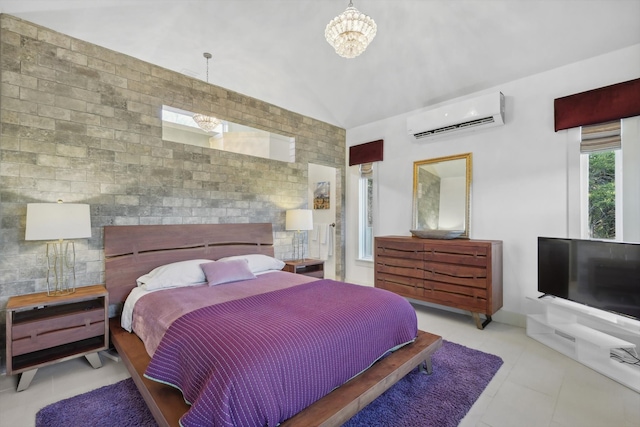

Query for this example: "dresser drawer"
[376,240,425,260]
[423,244,489,267]
[425,282,489,313]
[376,256,425,279]
[429,280,488,298]
[376,273,424,298]
[423,261,488,289]
[428,290,488,313]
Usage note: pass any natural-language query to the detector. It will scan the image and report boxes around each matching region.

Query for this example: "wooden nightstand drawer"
[6,285,109,391]
[13,319,105,357]
[293,265,324,278]
[12,304,104,339]
[284,259,324,278]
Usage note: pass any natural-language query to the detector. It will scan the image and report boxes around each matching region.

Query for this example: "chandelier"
[193,52,221,132]
[192,113,221,132]
[325,1,377,59]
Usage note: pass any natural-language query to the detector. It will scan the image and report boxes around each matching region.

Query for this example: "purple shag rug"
[344,340,503,426]
[36,341,502,427]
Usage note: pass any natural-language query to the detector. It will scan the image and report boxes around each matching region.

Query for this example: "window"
[579,121,621,240]
[358,163,374,260]
[349,140,382,261]
[581,150,620,239]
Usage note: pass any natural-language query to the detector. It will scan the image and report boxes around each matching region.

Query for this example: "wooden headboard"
[104,223,275,304]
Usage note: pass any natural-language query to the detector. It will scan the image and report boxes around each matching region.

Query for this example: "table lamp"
[285,209,313,261]
[25,201,92,296]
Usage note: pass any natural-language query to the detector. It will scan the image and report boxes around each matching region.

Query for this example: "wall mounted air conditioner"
[407,92,505,140]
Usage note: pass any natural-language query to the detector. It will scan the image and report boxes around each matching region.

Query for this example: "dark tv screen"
[538,237,640,320]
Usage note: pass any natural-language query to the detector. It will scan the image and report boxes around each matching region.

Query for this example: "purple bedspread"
[132,271,315,357]
[144,279,417,427]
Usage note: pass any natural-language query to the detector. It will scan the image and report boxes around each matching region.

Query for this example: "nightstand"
[5,285,109,391]
[283,259,325,278]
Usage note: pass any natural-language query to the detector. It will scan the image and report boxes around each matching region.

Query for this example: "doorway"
[308,163,337,280]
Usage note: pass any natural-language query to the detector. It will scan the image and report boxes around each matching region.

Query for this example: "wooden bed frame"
[105,223,442,427]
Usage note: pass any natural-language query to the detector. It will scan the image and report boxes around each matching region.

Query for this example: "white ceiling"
[1,0,639,129]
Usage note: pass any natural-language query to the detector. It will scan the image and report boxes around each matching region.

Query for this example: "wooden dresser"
[375,236,503,329]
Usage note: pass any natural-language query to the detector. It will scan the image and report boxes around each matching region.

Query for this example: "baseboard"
[492,310,526,328]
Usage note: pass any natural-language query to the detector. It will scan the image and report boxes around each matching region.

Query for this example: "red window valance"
[348,139,383,166]
[554,78,640,131]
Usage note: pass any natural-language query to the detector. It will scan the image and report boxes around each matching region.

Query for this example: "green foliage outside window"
[588,151,615,239]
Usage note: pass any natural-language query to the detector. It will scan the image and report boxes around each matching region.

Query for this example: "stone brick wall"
[0,14,345,353]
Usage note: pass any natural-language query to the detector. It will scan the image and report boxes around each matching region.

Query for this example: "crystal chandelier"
[192,113,221,132]
[325,1,377,59]
[193,52,221,132]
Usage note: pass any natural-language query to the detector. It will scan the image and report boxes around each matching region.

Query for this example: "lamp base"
[292,230,309,262]
[46,240,77,297]
[48,288,75,297]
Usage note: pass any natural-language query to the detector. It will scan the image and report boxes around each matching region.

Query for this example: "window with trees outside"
[582,149,619,239]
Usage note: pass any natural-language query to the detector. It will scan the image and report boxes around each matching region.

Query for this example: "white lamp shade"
[25,203,92,241]
[285,209,313,231]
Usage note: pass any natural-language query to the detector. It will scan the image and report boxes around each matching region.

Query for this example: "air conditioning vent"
[407,92,505,140]
[413,116,496,139]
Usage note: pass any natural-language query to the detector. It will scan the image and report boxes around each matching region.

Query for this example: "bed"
[105,223,442,427]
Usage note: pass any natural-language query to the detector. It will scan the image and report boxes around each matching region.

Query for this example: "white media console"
[526,296,640,393]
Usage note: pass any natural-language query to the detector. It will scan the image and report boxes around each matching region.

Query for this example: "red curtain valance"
[348,139,383,166]
[554,78,640,131]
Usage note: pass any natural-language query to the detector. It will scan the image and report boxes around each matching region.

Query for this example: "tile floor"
[1,305,639,427]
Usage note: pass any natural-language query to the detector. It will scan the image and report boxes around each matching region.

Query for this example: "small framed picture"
[314,181,330,209]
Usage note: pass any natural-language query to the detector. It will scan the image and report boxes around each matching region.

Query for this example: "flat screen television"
[538,237,640,320]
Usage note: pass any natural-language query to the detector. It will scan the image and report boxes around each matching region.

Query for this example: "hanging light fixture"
[192,113,221,132]
[193,52,222,132]
[325,1,377,59]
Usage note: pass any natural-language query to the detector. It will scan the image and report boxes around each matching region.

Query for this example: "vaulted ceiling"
[2,0,639,128]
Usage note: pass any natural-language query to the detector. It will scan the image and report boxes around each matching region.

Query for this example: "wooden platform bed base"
[111,319,442,427]
[104,223,443,427]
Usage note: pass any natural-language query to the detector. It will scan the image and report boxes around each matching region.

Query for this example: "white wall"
[621,116,640,242]
[345,44,640,325]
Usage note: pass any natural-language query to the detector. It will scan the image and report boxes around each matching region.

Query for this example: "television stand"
[526,296,640,393]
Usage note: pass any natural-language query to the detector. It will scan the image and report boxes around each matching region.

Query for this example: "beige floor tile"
[506,346,566,398]
[481,380,557,427]
[459,391,494,427]
[553,391,626,426]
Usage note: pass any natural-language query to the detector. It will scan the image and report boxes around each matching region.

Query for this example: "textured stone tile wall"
[0,14,346,350]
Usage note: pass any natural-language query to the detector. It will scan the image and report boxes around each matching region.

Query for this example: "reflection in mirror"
[413,153,472,238]
[161,106,295,163]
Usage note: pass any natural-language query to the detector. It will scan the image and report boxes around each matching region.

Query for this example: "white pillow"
[136,259,212,290]
[217,254,285,274]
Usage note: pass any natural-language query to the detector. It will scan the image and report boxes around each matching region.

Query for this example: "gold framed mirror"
[412,153,472,238]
